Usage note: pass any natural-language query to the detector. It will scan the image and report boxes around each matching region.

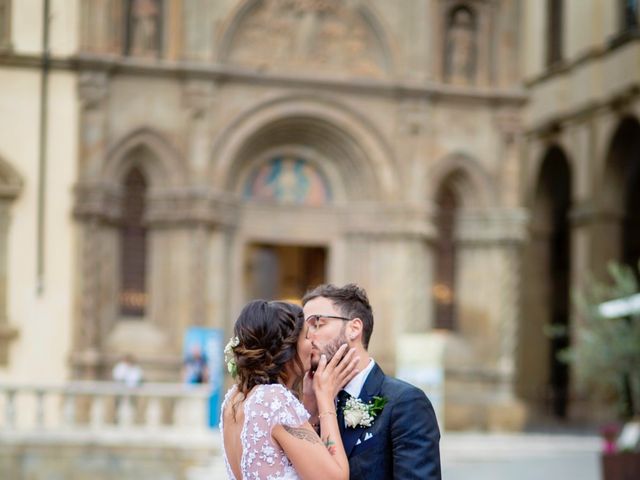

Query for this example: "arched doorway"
[520,146,572,419]
[223,119,385,307]
[239,153,335,303]
[604,117,640,277]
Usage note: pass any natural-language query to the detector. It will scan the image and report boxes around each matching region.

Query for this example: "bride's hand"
[302,370,318,416]
[313,344,359,402]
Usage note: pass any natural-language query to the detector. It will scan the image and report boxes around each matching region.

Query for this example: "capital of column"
[146,188,240,229]
[454,208,529,246]
[342,202,437,240]
[78,71,110,110]
[181,79,217,120]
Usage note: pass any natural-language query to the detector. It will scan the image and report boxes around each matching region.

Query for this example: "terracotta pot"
[601,452,640,480]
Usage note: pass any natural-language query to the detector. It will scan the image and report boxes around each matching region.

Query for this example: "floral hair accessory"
[224,336,239,378]
[343,396,388,429]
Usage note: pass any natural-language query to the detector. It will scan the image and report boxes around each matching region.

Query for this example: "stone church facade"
[0,0,638,431]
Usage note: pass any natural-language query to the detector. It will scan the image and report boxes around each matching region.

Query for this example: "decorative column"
[342,203,435,372]
[455,209,528,430]
[0,180,21,365]
[182,79,217,179]
[72,71,112,378]
[181,80,218,326]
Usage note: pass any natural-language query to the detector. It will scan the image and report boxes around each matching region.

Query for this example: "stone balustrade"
[0,381,217,439]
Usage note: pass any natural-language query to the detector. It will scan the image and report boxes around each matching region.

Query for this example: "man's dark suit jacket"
[340,363,441,480]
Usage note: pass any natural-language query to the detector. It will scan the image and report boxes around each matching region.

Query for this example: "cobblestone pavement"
[441,432,601,480]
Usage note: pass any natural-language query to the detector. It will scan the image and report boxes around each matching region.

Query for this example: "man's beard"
[311,331,349,371]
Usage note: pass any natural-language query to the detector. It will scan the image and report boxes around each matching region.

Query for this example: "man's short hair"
[302,283,374,349]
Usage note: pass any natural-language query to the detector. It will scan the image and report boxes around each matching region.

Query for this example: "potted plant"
[563,262,640,480]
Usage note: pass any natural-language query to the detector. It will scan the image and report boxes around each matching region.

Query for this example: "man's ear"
[349,318,363,341]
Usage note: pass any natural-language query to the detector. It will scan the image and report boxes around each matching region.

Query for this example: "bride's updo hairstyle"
[231,300,305,397]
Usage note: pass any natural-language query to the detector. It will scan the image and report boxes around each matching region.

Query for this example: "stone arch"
[600,116,640,212]
[519,144,572,419]
[524,137,575,208]
[426,152,496,209]
[217,0,395,76]
[209,94,399,202]
[597,115,640,276]
[102,128,187,188]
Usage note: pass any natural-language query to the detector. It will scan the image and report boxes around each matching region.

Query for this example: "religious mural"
[243,156,332,206]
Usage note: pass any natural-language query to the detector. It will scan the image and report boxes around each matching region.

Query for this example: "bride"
[220,300,359,480]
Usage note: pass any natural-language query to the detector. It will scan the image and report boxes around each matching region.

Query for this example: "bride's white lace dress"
[220,383,310,480]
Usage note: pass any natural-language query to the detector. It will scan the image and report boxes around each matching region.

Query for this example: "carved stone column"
[145,190,239,337]
[78,71,109,179]
[496,108,524,209]
[72,71,112,378]
[182,79,217,179]
[72,186,121,378]
[455,209,528,429]
[180,80,219,327]
[0,198,19,365]
[343,203,435,373]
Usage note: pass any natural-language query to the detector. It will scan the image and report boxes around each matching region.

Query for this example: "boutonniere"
[343,396,388,428]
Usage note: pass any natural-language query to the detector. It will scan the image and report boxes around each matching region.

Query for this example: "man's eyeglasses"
[304,314,351,339]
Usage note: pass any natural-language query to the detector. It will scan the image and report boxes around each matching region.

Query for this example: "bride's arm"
[272,346,359,480]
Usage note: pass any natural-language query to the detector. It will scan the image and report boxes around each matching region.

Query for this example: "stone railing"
[0,382,226,479]
[0,381,217,439]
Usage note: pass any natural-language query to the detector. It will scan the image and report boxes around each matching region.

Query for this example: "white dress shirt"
[342,358,375,399]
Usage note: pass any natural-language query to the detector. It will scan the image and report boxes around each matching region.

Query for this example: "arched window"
[546,0,563,67]
[444,5,477,85]
[621,0,639,32]
[124,0,162,58]
[433,184,458,330]
[119,167,148,317]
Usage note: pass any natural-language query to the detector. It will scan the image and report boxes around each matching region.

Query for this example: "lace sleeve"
[250,384,310,433]
[242,384,310,478]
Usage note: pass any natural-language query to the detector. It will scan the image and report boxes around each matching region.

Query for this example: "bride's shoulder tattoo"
[283,425,320,444]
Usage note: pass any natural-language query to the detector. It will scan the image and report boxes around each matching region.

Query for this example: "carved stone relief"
[80,0,123,54]
[228,0,385,77]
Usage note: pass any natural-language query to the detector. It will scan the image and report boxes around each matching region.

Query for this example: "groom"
[302,283,441,480]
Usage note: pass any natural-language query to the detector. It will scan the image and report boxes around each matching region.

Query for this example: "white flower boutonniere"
[343,396,388,429]
[224,336,239,378]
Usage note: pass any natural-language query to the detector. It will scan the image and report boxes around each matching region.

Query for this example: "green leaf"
[368,396,389,416]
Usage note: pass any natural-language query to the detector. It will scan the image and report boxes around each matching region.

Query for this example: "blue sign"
[183,327,224,428]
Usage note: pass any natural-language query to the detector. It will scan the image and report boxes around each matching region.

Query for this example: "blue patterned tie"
[336,390,350,433]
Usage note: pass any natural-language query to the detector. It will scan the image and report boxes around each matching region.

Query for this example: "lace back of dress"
[227,383,309,480]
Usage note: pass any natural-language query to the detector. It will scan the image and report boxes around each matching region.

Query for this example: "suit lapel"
[343,364,385,457]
